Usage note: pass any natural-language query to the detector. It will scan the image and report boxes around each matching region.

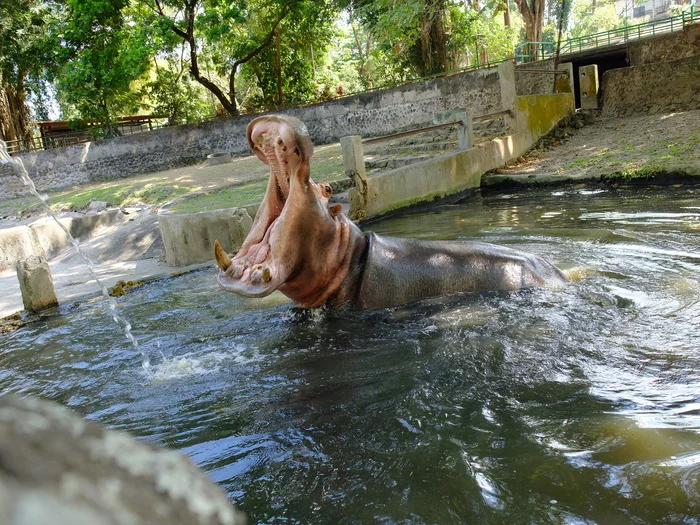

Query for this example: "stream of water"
[1,183,698,523]
[0,140,150,370]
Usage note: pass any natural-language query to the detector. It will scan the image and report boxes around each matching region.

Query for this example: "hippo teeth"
[213,240,232,271]
[231,264,244,279]
[250,264,273,284]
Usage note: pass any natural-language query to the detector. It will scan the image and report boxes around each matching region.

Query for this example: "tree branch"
[228,0,293,103]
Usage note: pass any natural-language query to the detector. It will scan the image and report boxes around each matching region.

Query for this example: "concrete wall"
[0,210,122,271]
[628,23,700,66]
[158,205,253,267]
[353,92,575,220]
[0,67,501,200]
[515,60,556,95]
[601,55,700,117]
[515,60,574,98]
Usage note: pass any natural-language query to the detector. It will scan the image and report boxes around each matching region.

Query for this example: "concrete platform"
[0,207,210,319]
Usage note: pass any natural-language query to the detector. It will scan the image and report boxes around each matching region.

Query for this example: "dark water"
[2,184,699,524]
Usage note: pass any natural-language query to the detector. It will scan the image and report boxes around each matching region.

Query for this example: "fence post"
[498,61,518,134]
[341,136,368,220]
[433,109,473,150]
[579,64,599,110]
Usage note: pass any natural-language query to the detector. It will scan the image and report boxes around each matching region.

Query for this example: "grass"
[50,183,192,209]
[169,145,347,214]
[601,165,666,181]
[169,181,269,213]
[1,142,349,218]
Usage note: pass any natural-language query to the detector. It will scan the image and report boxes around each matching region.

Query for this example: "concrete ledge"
[483,169,700,189]
[0,226,43,271]
[0,209,122,271]
[158,202,253,267]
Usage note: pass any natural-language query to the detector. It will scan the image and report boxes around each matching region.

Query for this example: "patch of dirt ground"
[487,109,700,183]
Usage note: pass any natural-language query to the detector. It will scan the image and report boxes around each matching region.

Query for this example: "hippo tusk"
[214,240,232,271]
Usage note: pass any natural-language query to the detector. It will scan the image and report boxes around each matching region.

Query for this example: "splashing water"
[0,140,150,371]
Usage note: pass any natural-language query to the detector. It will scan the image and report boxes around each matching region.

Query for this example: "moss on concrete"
[109,280,145,297]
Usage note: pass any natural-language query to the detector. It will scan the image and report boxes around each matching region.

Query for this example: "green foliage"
[570,0,622,38]
[448,5,518,67]
[144,59,214,125]
[350,0,518,79]
[56,0,156,132]
[0,0,62,84]
[0,0,63,136]
[242,1,338,109]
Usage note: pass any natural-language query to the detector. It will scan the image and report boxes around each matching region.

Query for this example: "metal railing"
[515,6,699,62]
[363,120,464,146]
[362,109,512,146]
[4,115,169,156]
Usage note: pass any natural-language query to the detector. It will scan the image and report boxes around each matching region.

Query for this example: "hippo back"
[355,233,568,309]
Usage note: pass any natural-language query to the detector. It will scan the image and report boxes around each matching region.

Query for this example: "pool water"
[1,184,699,523]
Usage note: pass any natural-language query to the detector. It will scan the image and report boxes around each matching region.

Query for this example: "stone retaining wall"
[515,60,556,95]
[1,67,502,200]
[628,22,700,66]
[601,55,700,117]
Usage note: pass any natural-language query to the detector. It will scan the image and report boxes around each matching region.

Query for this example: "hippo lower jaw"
[215,223,291,298]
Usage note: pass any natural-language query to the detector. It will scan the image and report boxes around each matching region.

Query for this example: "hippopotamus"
[214,115,568,309]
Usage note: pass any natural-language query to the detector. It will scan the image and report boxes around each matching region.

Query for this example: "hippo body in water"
[215,115,568,309]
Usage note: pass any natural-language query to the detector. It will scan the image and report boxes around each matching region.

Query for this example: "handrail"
[362,109,513,145]
[516,69,569,75]
[363,121,463,145]
[473,109,513,123]
[515,7,699,62]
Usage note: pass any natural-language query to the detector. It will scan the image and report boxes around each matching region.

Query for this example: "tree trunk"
[275,27,282,107]
[514,0,545,61]
[0,73,33,149]
[153,0,291,116]
[419,0,449,76]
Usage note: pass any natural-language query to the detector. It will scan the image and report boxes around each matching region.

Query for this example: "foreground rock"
[0,395,246,525]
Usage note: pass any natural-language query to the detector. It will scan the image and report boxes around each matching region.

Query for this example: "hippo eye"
[322,183,332,197]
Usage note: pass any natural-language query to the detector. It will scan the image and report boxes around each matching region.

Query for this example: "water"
[1,184,699,523]
[0,140,149,370]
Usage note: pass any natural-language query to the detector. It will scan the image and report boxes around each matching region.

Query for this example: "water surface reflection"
[1,184,698,523]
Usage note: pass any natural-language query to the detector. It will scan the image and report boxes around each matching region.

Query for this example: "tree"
[513,0,545,59]
[57,0,155,136]
[144,0,319,116]
[144,55,215,125]
[570,0,621,38]
[352,0,454,77]
[0,0,62,143]
[241,1,338,109]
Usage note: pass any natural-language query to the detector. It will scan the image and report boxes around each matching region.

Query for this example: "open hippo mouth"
[214,115,351,306]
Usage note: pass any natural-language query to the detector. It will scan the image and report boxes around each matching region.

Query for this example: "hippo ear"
[329,204,343,218]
